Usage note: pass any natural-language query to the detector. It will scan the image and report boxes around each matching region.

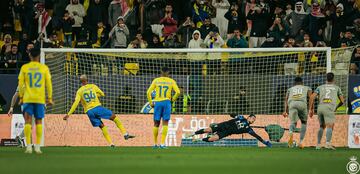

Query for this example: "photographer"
[225,3,246,38]
[247,4,270,48]
[178,16,196,47]
[109,16,130,48]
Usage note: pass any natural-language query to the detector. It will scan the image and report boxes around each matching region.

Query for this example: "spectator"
[1,34,13,56]
[300,33,314,47]
[211,0,230,38]
[350,46,360,74]
[4,44,22,74]
[18,33,32,57]
[66,0,86,40]
[160,4,178,37]
[178,16,196,47]
[199,17,218,39]
[128,32,148,48]
[109,16,129,48]
[286,2,308,37]
[188,30,203,48]
[14,0,35,40]
[268,17,286,45]
[247,4,270,48]
[283,37,297,47]
[44,33,63,48]
[227,28,248,48]
[261,31,283,47]
[144,0,166,26]
[204,30,224,48]
[21,43,34,64]
[329,3,349,47]
[225,3,246,37]
[338,29,357,47]
[304,3,326,44]
[35,3,52,41]
[192,0,211,28]
[87,0,107,44]
[285,3,293,17]
[163,33,182,48]
[92,22,109,48]
[108,0,128,28]
[148,35,164,48]
[62,10,75,47]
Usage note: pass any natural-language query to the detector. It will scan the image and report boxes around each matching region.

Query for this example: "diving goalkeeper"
[188,114,272,147]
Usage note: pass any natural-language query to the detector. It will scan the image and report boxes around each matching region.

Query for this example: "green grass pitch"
[0,147,358,174]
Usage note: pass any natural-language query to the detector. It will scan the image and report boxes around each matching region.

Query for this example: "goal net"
[41,46,354,146]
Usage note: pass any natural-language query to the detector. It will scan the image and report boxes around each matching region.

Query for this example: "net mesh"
[42,47,355,147]
[45,47,354,115]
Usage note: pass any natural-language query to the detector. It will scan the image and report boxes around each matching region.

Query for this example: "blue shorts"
[23,103,45,119]
[154,100,171,121]
[86,106,113,127]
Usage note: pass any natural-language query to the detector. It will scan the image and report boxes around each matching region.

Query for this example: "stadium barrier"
[0,114,349,147]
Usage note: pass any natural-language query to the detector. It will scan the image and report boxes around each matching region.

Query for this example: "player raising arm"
[309,72,345,150]
[283,77,312,148]
[63,75,135,147]
[18,48,53,154]
[146,67,180,149]
[188,114,272,147]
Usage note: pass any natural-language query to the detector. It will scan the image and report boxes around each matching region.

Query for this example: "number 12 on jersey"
[159,86,169,97]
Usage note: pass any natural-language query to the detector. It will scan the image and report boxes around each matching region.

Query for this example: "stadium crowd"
[0,0,359,74]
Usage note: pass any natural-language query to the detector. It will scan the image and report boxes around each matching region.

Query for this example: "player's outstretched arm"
[249,129,272,147]
[64,93,81,120]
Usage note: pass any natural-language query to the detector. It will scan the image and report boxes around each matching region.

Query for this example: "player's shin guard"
[24,124,31,145]
[101,126,113,145]
[113,117,127,135]
[325,128,333,144]
[195,129,205,135]
[317,128,324,145]
[160,126,168,145]
[153,127,159,145]
[300,123,307,144]
[36,124,43,145]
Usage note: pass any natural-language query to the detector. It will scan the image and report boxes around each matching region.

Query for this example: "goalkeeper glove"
[263,140,272,148]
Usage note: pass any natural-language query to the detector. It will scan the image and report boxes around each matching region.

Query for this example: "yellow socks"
[153,127,159,145]
[114,117,127,135]
[101,126,113,145]
[36,124,43,145]
[24,124,31,145]
[161,125,168,145]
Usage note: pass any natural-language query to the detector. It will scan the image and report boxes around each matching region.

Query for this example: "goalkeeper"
[188,114,272,147]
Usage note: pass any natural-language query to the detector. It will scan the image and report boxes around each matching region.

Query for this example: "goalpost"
[40,47,354,146]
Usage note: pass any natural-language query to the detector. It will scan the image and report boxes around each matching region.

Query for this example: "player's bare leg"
[99,123,114,147]
[34,118,43,154]
[316,124,326,150]
[24,113,33,154]
[110,114,135,140]
[159,120,169,149]
[153,120,161,148]
[324,123,335,150]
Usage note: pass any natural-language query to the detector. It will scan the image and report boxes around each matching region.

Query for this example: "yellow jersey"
[147,77,180,103]
[18,61,52,104]
[67,84,105,115]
